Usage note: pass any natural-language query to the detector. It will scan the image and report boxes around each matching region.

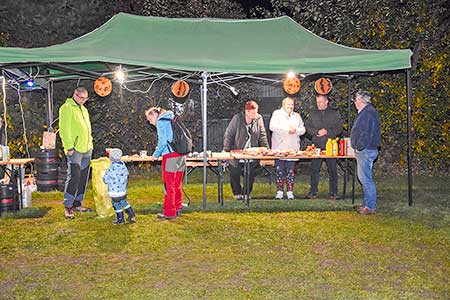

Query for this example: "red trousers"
[161,152,185,217]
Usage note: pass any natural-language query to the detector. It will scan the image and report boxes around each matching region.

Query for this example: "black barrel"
[57,164,67,192]
[0,184,18,215]
[35,149,60,192]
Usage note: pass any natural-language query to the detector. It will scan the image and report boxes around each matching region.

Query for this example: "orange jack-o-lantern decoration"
[283,77,301,95]
[94,77,113,97]
[171,80,190,98]
[314,78,333,95]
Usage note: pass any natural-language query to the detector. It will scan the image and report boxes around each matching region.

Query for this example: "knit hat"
[109,148,122,162]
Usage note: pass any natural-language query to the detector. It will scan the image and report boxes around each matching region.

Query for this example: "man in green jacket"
[59,86,94,219]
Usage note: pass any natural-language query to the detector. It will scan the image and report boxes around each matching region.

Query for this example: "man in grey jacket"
[305,94,343,200]
[223,100,269,200]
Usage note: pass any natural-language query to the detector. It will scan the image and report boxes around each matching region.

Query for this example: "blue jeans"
[355,149,378,210]
[64,149,92,207]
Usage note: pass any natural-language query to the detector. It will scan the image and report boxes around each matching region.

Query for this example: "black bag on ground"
[168,115,193,155]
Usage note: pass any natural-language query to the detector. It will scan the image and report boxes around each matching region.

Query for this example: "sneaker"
[64,206,74,220]
[73,206,93,213]
[275,191,284,199]
[157,213,176,220]
[112,219,125,225]
[234,194,244,201]
[306,193,318,199]
[329,194,340,200]
[286,191,295,200]
[356,207,376,214]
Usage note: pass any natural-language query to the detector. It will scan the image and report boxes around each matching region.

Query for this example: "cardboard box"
[42,132,56,149]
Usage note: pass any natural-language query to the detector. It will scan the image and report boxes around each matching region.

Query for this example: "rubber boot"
[112,211,125,225]
[125,207,136,223]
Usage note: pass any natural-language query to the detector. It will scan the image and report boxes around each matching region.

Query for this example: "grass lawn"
[1,169,449,300]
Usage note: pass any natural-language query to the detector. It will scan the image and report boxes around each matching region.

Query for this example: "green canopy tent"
[0,13,413,206]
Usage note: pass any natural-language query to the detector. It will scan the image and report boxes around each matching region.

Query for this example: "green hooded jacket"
[58,98,93,153]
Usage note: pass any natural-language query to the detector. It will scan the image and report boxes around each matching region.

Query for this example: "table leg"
[245,160,250,206]
[218,160,223,206]
[342,158,348,200]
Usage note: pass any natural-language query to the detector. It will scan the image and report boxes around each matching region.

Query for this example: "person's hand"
[66,149,74,156]
[288,128,296,134]
[150,156,156,161]
[317,128,328,137]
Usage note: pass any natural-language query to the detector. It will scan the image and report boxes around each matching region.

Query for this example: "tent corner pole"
[406,69,413,206]
[46,80,53,131]
[201,71,208,209]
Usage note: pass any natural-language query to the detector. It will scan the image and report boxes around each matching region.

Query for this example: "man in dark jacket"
[305,94,343,199]
[223,100,269,200]
[351,91,381,214]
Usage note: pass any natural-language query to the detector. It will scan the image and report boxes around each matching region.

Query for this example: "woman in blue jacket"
[146,107,186,220]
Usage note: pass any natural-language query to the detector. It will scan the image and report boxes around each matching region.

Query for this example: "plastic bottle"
[332,138,338,156]
[1,146,10,162]
[339,139,346,156]
[326,138,333,156]
[22,184,32,208]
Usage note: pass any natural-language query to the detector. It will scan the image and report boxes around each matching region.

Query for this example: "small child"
[103,148,136,225]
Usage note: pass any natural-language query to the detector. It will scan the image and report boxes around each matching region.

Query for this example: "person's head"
[72,86,89,105]
[281,97,295,115]
[315,94,329,110]
[145,107,166,126]
[244,100,259,120]
[109,148,122,162]
[353,90,371,110]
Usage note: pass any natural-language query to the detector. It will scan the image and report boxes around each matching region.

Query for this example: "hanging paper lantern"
[94,77,113,97]
[314,78,333,95]
[283,76,301,94]
[171,80,190,98]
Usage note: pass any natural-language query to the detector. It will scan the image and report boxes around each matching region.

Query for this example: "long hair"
[145,106,166,119]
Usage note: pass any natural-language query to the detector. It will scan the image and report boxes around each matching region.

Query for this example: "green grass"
[0,170,449,300]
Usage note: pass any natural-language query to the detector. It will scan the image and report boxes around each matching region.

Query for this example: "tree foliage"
[250,0,450,173]
[0,0,448,174]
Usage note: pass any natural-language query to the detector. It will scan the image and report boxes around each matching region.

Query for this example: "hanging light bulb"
[114,66,126,83]
[286,72,296,79]
[25,79,34,87]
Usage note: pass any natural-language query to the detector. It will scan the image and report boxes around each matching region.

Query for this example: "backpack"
[168,115,193,155]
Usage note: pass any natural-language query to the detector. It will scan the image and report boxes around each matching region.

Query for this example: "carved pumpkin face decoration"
[171,80,190,98]
[314,78,332,95]
[94,77,113,97]
[283,77,301,94]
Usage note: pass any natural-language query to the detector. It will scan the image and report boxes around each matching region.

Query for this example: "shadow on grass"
[0,207,51,219]
[135,199,355,215]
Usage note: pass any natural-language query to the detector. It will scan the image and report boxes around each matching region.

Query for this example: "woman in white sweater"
[269,97,306,199]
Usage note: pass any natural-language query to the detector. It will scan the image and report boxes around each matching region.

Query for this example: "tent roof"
[0,13,412,74]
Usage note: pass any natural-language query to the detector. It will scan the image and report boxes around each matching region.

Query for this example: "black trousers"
[309,158,338,195]
[229,160,259,196]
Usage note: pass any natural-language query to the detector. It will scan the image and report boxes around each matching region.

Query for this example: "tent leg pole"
[347,78,352,136]
[343,78,352,199]
[201,72,208,209]
[406,69,413,206]
[46,80,53,130]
